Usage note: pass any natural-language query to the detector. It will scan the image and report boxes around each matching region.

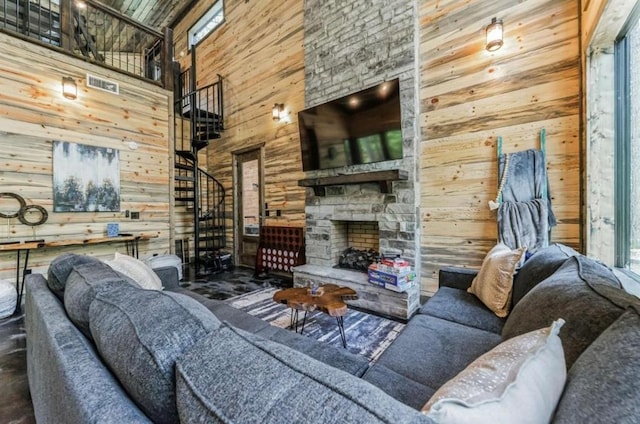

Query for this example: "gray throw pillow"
[47,253,104,300]
[503,255,634,368]
[511,243,578,307]
[63,261,139,337]
[89,284,220,424]
[175,322,432,424]
[553,308,640,423]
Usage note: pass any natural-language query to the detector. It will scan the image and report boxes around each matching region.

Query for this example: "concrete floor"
[0,312,34,424]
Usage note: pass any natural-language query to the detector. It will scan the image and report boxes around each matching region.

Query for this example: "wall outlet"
[25,269,32,275]
[130,211,140,219]
[125,210,130,218]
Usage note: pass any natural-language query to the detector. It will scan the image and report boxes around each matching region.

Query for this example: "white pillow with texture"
[0,279,17,319]
[422,319,566,424]
[468,243,526,317]
[106,252,163,291]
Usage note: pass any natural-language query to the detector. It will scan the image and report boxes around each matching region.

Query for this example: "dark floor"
[0,266,290,424]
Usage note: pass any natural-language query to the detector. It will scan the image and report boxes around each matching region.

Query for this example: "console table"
[0,234,158,314]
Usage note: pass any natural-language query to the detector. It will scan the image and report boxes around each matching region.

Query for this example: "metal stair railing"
[173,150,227,272]
[175,76,224,152]
[197,166,227,260]
[0,0,171,86]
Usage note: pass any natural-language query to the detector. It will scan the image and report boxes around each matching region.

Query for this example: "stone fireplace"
[294,180,421,320]
[294,0,420,320]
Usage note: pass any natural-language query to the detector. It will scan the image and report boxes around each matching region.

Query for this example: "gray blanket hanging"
[496,148,556,253]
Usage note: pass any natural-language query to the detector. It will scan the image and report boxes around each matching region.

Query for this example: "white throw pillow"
[422,319,566,424]
[468,243,526,317]
[0,279,17,319]
[106,252,163,291]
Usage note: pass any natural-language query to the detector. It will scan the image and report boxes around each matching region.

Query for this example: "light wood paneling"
[173,0,306,259]
[0,31,172,282]
[419,0,581,294]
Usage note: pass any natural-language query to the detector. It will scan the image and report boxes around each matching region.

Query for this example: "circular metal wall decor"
[0,193,26,219]
[0,192,48,226]
[18,205,49,226]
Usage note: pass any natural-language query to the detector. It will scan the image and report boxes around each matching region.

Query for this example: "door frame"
[232,143,265,268]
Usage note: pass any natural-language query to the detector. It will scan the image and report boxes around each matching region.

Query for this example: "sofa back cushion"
[48,253,104,300]
[175,323,433,424]
[553,308,640,423]
[63,261,138,337]
[502,255,634,369]
[89,284,220,424]
[511,243,578,307]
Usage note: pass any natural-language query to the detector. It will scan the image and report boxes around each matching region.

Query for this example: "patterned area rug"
[226,287,405,363]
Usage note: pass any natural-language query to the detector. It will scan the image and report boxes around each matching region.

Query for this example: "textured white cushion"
[0,279,17,319]
[422,319,566,424]
[468,243,526,317]
[107,252,163,290]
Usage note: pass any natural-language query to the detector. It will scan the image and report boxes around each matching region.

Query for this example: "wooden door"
[235,149,262,267]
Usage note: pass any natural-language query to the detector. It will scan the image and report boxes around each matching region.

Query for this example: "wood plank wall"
[419,0,582,294]
[173,0,307,258]
[0,32,173,282]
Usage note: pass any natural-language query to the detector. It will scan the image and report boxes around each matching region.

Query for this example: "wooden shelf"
[298,169,408,196]
[0,233,158,251]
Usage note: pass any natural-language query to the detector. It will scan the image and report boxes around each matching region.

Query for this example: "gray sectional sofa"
[25,244,640,423]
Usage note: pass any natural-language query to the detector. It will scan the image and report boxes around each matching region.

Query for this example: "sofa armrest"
[153,266,180,290]
[438,266,478,291]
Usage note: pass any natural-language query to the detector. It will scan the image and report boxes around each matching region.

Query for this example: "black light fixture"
[272,103,284,121]
[485,17,504,52]
[62,77,77,100]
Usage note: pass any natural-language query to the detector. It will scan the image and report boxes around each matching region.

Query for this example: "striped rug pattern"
[226,287,405,363]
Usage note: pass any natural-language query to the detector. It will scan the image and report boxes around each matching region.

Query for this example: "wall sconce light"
[62,77,77,100]
[272,103,284,121]
[485,17,504,52]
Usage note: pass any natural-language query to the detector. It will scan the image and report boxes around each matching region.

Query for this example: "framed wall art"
[53,141,120,212]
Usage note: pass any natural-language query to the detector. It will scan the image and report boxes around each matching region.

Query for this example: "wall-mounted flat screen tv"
[298,79,403,171]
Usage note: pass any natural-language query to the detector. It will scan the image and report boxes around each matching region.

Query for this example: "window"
[188,1,224,48]
[615,8,640,276]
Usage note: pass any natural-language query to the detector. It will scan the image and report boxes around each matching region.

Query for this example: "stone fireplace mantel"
[298,169,408,196]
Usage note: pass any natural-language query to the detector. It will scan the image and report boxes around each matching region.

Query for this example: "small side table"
[272,284,357,348]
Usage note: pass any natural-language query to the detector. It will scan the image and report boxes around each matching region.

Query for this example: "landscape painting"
[53,141,120,212]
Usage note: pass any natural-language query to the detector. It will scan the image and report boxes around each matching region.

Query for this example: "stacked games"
[368,257,415,292]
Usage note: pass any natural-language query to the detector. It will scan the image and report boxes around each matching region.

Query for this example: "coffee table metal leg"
[299,311,308,335]
[290,308,295,330]
[336,316,347,348]
[289,309,308,334]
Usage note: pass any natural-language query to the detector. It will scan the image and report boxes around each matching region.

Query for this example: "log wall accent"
[173,0,307,257]
[419,0,582,294]
[0,31,173,283]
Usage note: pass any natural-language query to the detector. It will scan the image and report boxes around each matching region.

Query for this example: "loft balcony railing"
[0,0,173,88]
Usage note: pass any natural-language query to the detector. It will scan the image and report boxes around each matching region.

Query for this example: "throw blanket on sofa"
[497,149,557,253]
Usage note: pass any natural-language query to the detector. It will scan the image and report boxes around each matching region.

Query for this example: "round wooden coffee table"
[272,284,358,348]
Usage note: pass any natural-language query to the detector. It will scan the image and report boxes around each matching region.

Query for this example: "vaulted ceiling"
[99,0,194,30]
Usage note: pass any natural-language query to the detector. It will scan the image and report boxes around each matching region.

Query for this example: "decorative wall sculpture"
[52,141,120,212]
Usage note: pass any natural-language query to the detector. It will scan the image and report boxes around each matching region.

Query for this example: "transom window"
[615,6,640,277]
[188,1,224,48]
